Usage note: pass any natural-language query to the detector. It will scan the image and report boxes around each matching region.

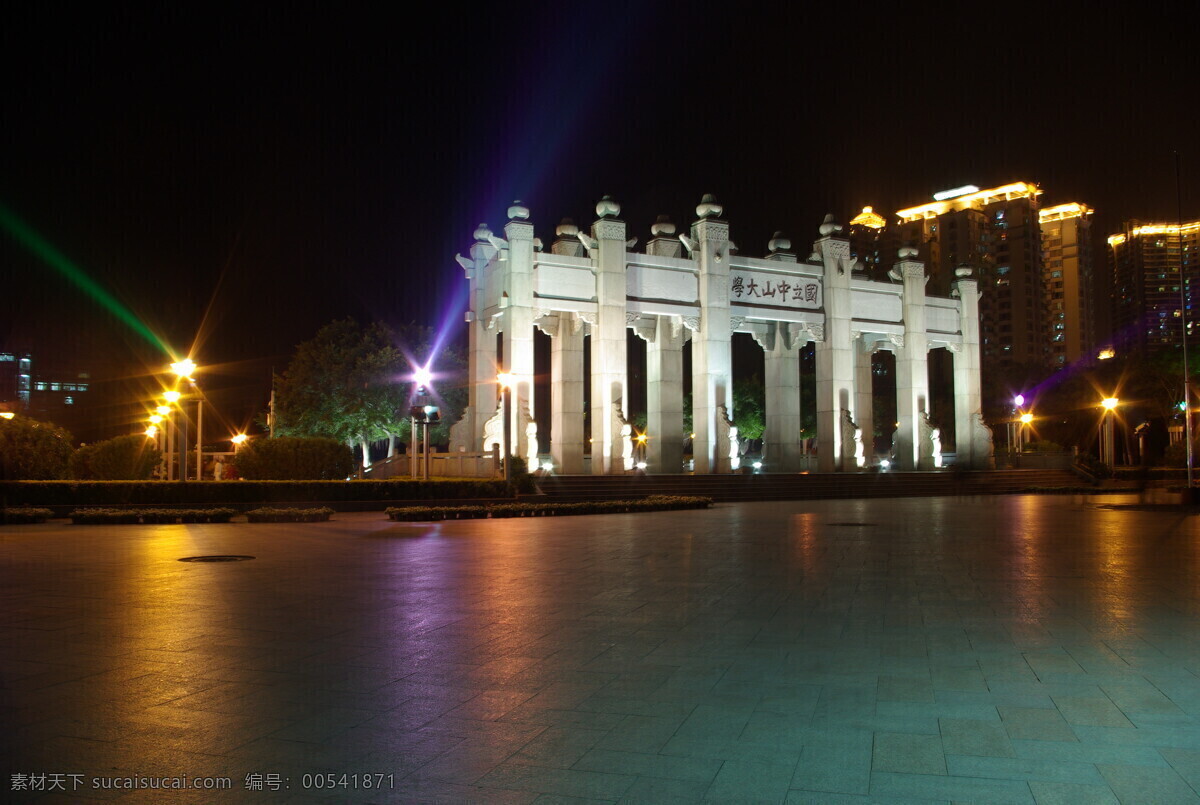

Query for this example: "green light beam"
[0,203,173,357]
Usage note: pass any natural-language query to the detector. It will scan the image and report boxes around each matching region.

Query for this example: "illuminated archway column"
[763,322,802,472]
[590,198,629,474]
[814,219,856,472]
[646,315,685,474]
[456,225,499,450]
[549,312,585,474]
[690,198,733,474]
[894,256,930,471]
[855,337,875,464]
[952,267,986,468]
[503,206,537,461]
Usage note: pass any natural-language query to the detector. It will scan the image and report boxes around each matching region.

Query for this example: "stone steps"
[532,469,1083,502]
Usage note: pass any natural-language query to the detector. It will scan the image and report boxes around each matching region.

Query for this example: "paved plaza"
[4,495,1200,803]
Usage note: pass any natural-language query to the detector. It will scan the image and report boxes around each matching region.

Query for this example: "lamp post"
[171,360,203,481]
[163,390,184,481]
[497,372,514,484]
[1100,397,1119,468]
[155,404,173,479]
[1018,412,1033,454]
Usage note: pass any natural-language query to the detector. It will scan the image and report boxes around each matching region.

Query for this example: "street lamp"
[497,372,514,484]
[1100,397,1120,467]
[1018,412,1033,454]
[231,433,247,448]
[170,360,203,481]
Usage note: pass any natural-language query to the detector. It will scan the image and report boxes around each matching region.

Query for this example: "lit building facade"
[895,183,1046,374]
[1109,220,1200,352]
[0,351,33,411]
[848,206,894,282]
[1039,203,1095,366]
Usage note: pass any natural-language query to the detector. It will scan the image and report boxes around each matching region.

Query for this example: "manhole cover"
[178,555,256,563]
[827,522,878,527]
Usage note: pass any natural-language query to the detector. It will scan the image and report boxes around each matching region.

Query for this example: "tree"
[0,416,74,480]
[71,434,161,479]
[273,319,468,468]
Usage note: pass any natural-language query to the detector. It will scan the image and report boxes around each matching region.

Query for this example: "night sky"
[3,4,1197,438]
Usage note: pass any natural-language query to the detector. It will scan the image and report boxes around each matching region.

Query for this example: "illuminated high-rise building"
[1039,203,1095,366]
[847,206,894,281]
[895,182,1046,374]
[1109,219,1200,352]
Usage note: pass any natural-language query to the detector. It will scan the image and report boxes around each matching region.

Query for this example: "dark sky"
[2,3,1197,436]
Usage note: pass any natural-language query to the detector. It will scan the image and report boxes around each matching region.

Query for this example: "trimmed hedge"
[246,507,334,523]
[386,494,714,522]
[233,437,355,480]
[0,507,55,524]
[69,508,237,525]
[0,479,513,507]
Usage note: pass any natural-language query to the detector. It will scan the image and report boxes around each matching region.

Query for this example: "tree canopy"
[273,319,467,464]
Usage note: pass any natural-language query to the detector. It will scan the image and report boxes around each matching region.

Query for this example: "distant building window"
[64,396,74,405]
[50,383,60,391]
[1051,270,1062,278]
[77,384,88,392]
[0,353,12,362]
[34,382,47,391]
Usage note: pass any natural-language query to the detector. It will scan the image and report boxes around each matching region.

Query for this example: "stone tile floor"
[3,494,1200,803]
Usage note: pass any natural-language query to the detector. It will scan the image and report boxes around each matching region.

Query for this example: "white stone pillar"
[460,225,499,450]
[691,195,733,474]
[647,315,685,474]
[550,312,585,473]
[952,267,985,468]
[764,323,802,472]
[894,256,930,471]
[503,205,537,463]
[813,217,856,472]
[855,340,875,465]
[590,197,628,475]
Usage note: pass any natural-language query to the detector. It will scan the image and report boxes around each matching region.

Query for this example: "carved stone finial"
[955,264,974,278]
[555,218,579,238]
[473,223,492,242]
[898,245,919,260]
[595,195,621,218]
[768,231,791,252]
[651,215,676,237]
[507,200,530,220]
[819,214,843,237]
[696,193,723,219]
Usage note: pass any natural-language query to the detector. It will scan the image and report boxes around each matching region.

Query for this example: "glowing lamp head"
[636,461,648,470]
[1102,397,1119,411]
[149,414,163,424]
[156,405,171,416]
[170,359,197,379]
[163,390,181,403]
[1013,394,1025,407]
[752,461,763,470]
[145,426,157,437]
[413,366,433,388]
[231,434,248,445]
[1019,413,1033,425]
[1180,401,1188,412]
[636,433,647,444]
[497,372,515,389]
[0,412,14,420]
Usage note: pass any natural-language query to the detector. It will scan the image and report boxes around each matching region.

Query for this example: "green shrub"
[0,507,55,524]
[233,437,355,480]
[0,479,512,507]
[74,434,161,480]
[384,495,713,522]
[0,416,74,480]
[68,508,236,524]
[245,507,334,523]
[1074,455,1112,480]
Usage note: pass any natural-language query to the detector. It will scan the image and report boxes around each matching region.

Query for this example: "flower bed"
[386,494,713,522]
[0,507,55,524]
[245,507,335,523]
[69,508,237,525]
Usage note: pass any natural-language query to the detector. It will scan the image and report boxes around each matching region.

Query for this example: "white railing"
[362,447,501,480]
